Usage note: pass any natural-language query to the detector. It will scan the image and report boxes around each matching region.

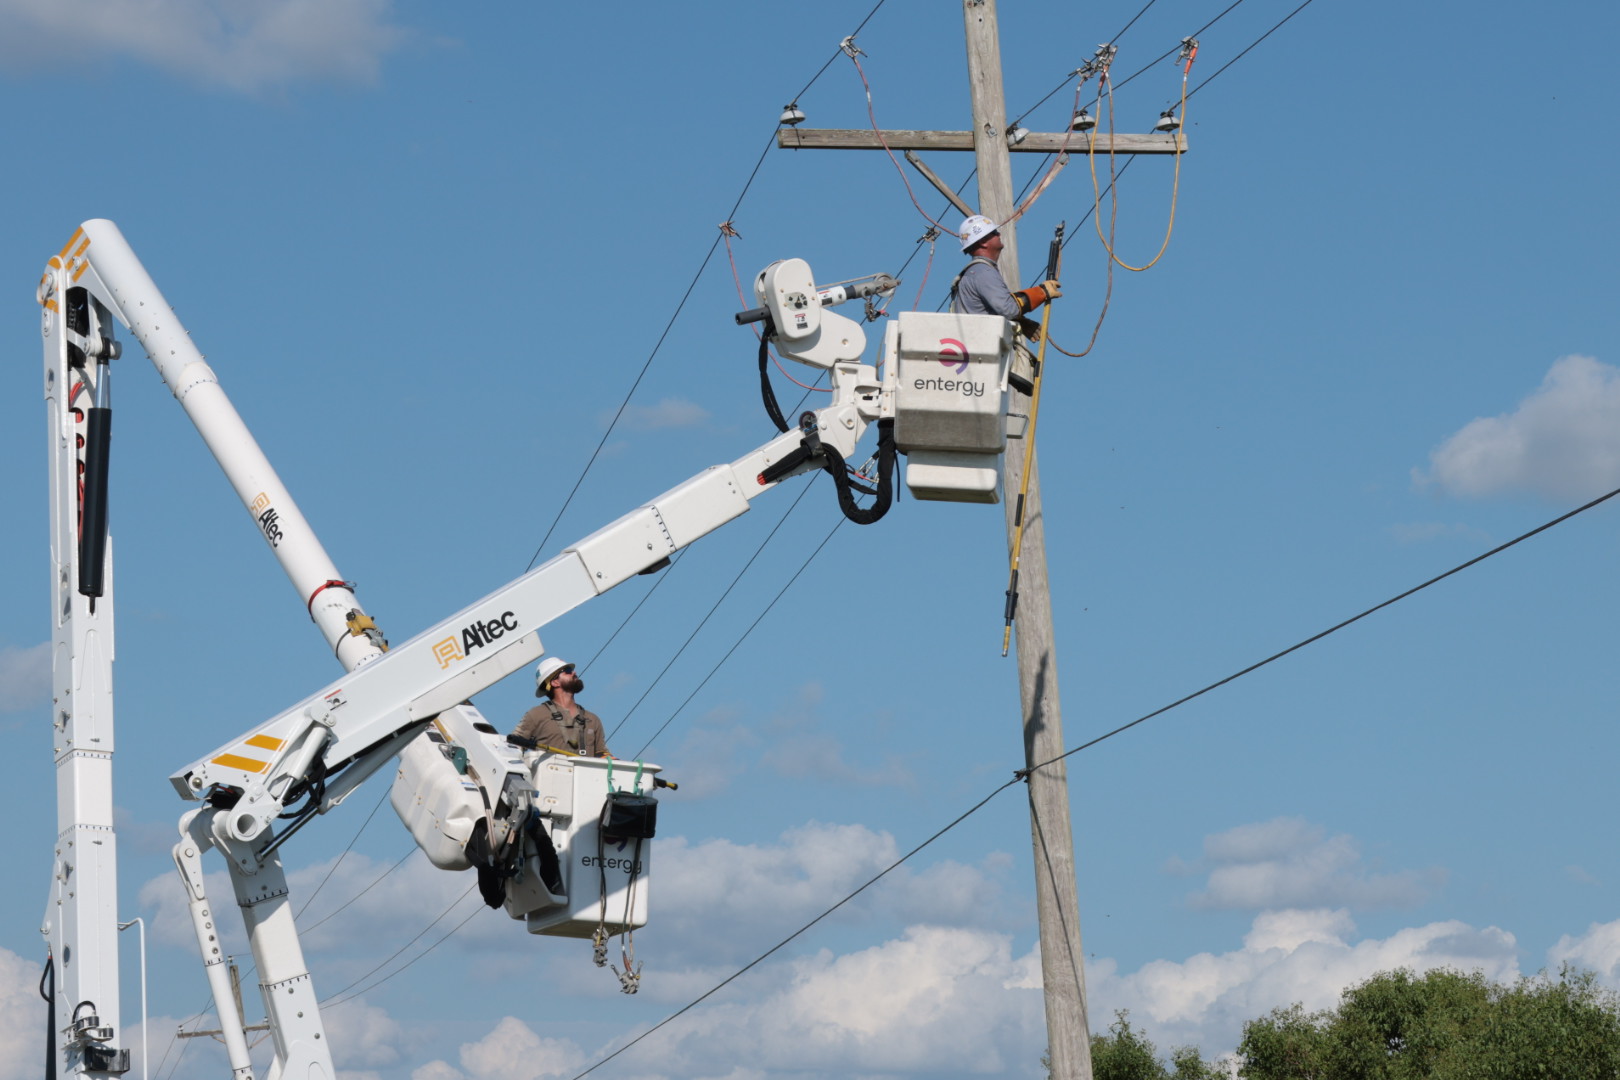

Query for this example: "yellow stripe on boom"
[57,228,85,261]
[211,753,268,774]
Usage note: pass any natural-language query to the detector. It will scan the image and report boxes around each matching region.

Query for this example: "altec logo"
[250,492,283,547]
[937,337,969,373]
[432,610,520,669]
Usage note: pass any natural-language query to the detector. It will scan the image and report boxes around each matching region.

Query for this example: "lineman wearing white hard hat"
[512,657,613,757]
[949,214,1062,338]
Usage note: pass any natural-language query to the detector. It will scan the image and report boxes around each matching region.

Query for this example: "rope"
[724,222,833,394]
[909,229,937,310]
[845,45,960,236]
[1088,68,1187,272]
[1001,82,1087,231]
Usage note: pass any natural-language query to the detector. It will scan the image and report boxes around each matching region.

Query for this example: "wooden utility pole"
[961,4,1090,1077]
[775,8,1187,1077]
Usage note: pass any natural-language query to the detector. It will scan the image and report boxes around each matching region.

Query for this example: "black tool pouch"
[601,792,658,841]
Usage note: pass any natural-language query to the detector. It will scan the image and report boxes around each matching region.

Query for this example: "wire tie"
[840,35,864,59]
[718,221,741,238]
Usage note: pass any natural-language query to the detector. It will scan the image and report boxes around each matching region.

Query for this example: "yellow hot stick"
[1002,257,1060,656]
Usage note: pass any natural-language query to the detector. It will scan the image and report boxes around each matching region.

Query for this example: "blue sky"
[2,1,1619,1078]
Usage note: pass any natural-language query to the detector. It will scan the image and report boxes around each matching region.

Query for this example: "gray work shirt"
[951,257,1020,318]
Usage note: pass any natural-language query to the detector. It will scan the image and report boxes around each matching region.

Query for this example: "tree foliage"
[1236,966,1620,1080]
[1088,1011,1230,1080]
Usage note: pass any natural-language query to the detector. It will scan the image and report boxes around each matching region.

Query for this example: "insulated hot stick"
[1002,222,1064,656]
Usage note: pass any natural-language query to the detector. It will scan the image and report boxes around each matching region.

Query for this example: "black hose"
[41,954,54,1080]
[758,332,789,434]
[818,418,895,525]
[78,405,111,598]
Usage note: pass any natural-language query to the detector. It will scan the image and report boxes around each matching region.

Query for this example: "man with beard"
[513,656,613,757]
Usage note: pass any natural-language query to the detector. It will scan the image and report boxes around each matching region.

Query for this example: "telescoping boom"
[38,220,1021,1077]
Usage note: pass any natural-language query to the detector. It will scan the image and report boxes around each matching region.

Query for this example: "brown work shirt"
[515,701,610,757]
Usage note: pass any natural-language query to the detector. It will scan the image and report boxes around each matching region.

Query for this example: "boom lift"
[39,220,1019,1078]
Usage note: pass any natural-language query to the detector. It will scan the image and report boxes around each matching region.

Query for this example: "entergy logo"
[937,337,969,374]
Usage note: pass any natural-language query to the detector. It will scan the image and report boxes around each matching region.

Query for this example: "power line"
[565,774,1018,1080]
[322,898,486,1011]
[634,511,847,758]
[639,0,1326,691]
[1022,481,1620,777]
[580,550,689,675]
[302,847,419,933]
[787,0,892,106]
[606,474,823,743]
[1009,0,1164,128]
[1189,0,1320,99]
[524,0,897,573]
[294,783,390,920]
[522,228,730,573]
[318,883,481,1007]
[566,483,1620,1078]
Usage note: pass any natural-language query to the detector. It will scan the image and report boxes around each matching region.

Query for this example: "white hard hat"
[959,214,999,252]
[535,656,574,697]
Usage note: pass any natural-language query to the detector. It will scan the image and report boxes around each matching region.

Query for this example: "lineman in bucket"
[949,214,1061,339]
[513,656,613,757]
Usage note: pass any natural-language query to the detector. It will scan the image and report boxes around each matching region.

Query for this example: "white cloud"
[0,0,410,93]
[611,397,713,432]
[1088,909,1522,1058]
[324,998,408,1070]
[1417,355,1620,500]
[1182,817,1443,911]
[648,822,1011,967]
[0,642,50,714]
[0,947,44,1080]
[1549,918,1620,983]
[115,812,1589,1078]
[423,928,1046,1080]
[413,1016,586,1080]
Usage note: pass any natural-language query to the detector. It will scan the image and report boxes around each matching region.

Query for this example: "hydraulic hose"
[819,418,895,525]
[41,954,54,1080]
[79,393,111,599]
[758,331,789,434]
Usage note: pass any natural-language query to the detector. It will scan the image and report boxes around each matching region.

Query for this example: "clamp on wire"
[1077,43,1117,81]
[1179,36,1199,74]
[840,35,864,58]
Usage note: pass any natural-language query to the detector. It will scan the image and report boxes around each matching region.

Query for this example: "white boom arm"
[40,220,1011,1079]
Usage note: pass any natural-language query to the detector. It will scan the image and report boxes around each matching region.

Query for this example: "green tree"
[1086,1011,1230,1080]
[1236,966,1620,1080]
[1237,1002,1330,1080]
